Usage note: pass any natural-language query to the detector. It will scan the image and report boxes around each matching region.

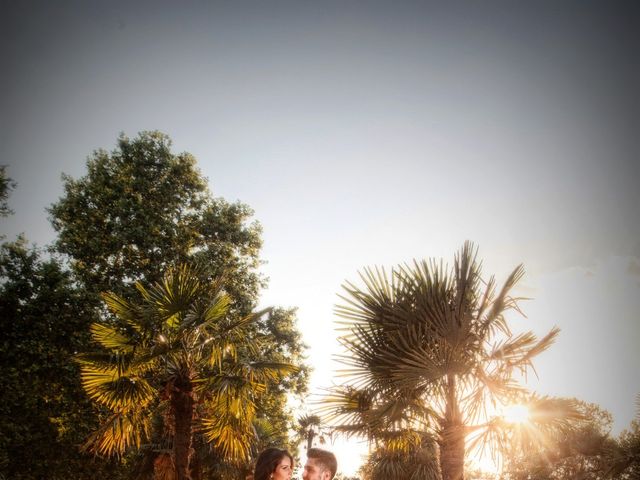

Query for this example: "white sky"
[2,1,639,475]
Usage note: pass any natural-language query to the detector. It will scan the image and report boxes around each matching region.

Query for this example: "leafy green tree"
[48,131,262,314]
[49,131,308,475]
[500,398,614,480]
[324,242,564,480]
[78,264,297,480]
[0,238,127,480]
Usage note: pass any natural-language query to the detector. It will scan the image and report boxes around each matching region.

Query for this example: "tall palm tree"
[77,264,295,480]
[324,243,561,480]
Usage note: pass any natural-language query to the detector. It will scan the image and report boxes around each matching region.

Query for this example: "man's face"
[302,458,329,480]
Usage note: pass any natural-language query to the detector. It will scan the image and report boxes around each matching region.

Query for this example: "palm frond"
[200,292,232,326]
[478,263,526,338]
[488,331,539,363]
[242,361,299,383]
[82,411,151,457]
[518,327,560,365]
[527,396,585,429]
[90,322,135,353]
[200,384,258,461]
[366,434,441,480]
[297,414,322,431]
[139,264,204,328]
[80,365,156,411]
[101,291,144,332]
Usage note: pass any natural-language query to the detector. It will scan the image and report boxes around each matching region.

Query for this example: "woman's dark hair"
[254,447,294,480]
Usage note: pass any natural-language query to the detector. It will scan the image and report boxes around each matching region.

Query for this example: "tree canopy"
[48,131,262,314]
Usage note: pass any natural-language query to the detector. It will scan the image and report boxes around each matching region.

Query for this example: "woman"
[253,447,294,480]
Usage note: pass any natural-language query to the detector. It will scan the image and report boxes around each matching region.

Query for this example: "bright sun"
[503,404,530,424]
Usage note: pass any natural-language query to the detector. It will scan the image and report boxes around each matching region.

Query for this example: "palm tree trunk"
[439,376,465,480]
[189,442,202,480]
[439,421,465,480]
[306,429,315,450]
[172,383,195,480]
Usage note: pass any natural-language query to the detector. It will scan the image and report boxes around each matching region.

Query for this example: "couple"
[254,447,337,480]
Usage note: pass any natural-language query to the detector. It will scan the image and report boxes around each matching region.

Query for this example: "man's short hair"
[307,448,337,479]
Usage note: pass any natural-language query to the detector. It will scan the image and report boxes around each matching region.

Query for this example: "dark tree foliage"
[0,239,127,480]
[611,420,640,479]
[0,165,16,218]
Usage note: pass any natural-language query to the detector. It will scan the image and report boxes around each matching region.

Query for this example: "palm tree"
[296,414,334,451]
[359,430,441,480]
[323,242,561,480]
[296,414,322,450]
[77,264,295,480]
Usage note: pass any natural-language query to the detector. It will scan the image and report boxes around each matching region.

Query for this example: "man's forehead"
[305,458,323,470]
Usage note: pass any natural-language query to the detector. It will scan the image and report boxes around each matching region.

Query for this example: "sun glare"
[503,404,530,424]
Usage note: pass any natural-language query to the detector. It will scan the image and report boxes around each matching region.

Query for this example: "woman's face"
[272,456,293,480]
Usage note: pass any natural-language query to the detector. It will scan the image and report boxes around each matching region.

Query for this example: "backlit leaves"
[79,264,293,466]
[324,242,563,478]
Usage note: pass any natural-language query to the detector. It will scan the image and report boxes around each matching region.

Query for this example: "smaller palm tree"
[296,414,334,451]
[77,264,296,480]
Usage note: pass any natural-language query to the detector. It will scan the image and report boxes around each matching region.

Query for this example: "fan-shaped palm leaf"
[83,411,152,457]
[89,322,136,353]
[81,366,155,411]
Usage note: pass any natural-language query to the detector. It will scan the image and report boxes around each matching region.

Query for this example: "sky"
[2,0,639,475]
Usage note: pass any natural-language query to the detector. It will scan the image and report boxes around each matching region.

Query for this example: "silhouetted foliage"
[324,243,565,480]
[498,397,640,480]
[0,239,127,479]
[0,165,15,218]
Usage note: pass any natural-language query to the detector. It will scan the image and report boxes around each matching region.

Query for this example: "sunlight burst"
[503,404,530,424]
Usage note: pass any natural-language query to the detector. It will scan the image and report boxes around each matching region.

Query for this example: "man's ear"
[321,470,331,480]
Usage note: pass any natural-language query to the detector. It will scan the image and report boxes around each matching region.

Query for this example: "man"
[302,448,337,480]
